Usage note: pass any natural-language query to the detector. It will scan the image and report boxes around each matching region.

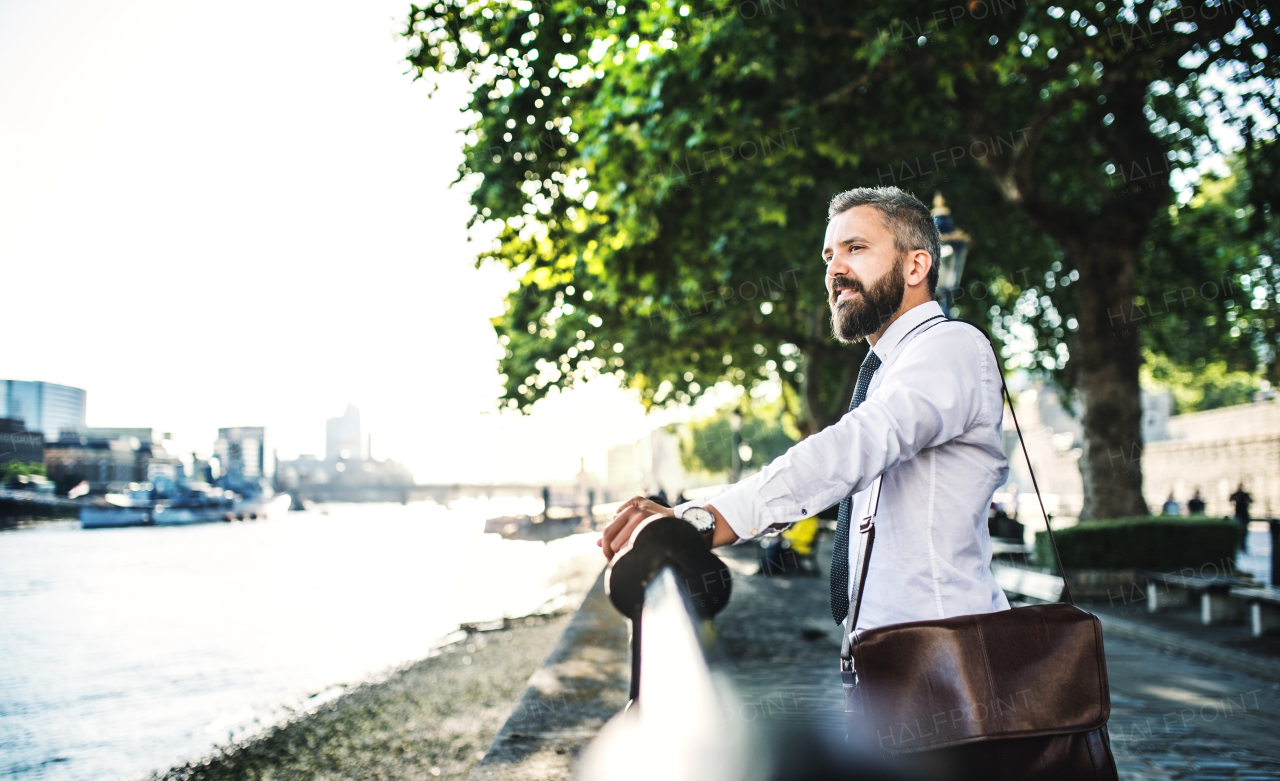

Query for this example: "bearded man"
[601,186,1010,633]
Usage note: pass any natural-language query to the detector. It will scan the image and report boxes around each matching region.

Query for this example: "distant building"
[44,436,140,494]
[188,454,214,484]
[215,427,266,481]
[43,431,182,495]
[605,428,723,503]
[274,454,327,490]
[275,452,414,488]
[38,428,169,493]
[326,404,362,461]
[0,380,86,441]
[0,419,44,467]
[1002,385,1178,521]
[76,427,163,445]
[1143,398,1280,518]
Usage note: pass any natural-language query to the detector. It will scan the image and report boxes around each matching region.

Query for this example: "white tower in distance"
[326,404,362,462]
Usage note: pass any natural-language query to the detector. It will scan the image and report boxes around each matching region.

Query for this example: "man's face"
[822,205,907,344]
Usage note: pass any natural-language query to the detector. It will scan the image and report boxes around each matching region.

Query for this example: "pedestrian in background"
[1187,489,1206,515]
[1231,483,1253,551]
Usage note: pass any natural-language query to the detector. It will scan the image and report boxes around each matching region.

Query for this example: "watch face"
[683,507,716,533]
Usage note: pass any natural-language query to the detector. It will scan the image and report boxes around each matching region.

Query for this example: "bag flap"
[853,604,1110,752]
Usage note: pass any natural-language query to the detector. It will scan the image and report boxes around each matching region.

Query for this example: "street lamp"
[729,406,743,483]
[932,192,971,318]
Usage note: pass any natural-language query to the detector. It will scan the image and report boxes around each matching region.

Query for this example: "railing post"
[1269,519,1279,588]
[603,516,732,701]
[581,515,914,781]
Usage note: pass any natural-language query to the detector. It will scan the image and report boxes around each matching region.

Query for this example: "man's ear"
[907,249,932,288]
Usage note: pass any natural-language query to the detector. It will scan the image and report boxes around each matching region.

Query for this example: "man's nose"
[826,255,853,286]
[826,252,854,278]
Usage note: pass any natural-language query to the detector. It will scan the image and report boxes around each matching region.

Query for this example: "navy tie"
[829,349,883,624]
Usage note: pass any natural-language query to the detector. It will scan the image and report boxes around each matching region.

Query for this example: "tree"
[677,400,799,475]
[1142,350,1262,411]
[2,461,46,483]
[1139,157,1280,395]
[405,0,1280,518]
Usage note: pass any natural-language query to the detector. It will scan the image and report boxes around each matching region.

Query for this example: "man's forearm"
[704,504,740,548]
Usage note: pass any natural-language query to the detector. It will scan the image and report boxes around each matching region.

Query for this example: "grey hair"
[827,186,941,296]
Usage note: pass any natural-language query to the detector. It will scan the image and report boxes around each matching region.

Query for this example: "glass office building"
[215,427,266,479]
[0,380,87,440]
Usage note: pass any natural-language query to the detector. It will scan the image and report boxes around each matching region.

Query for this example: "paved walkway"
[473,536,1280,779]
[1106,631,1280,779]
[712,540,1280,780]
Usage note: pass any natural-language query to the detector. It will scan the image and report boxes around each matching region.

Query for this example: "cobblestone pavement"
[1107,634,1280,779]
[711,541,1280,780]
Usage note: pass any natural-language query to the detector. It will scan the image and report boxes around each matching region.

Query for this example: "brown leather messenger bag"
[839,319,1118,780]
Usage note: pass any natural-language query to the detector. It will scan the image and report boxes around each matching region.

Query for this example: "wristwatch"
[677,506,716,542]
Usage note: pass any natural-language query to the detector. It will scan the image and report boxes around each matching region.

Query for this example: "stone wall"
[1006,392,1279,521]
[1143,431,1280,519]
[1164,398,1280,440]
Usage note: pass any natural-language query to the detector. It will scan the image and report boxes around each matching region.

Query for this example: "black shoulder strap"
[841,318,1072,656]
[954,318,1073,605]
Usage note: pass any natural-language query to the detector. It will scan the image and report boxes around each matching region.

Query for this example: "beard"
[829,259,907,344]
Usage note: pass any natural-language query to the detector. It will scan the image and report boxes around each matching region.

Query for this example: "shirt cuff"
[678,471,785,543]
[674,494,755,545]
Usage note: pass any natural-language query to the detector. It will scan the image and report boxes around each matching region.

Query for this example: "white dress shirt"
[678,301,1011,631]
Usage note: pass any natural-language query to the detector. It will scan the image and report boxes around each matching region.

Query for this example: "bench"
[1229,586,1280,637]
[1139,571,1256,626]
[991,562,1065,605]
[991,539,1031,559]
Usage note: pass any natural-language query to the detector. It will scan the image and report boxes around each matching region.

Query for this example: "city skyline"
[0,0,699,484]
[0,370,699,485]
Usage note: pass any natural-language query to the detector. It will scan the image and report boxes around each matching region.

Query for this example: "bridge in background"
[289,482,586,508]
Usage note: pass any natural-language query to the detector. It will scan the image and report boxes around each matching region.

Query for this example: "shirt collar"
[870,300,946,364]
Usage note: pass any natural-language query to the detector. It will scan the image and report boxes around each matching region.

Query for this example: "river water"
[0,500,602,781]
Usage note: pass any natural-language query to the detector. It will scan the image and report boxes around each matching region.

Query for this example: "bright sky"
[0,0,682,483]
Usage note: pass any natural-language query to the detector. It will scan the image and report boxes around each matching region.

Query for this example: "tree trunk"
[798,343,860,439]
[1064,237,1150,520]
[797,346,828,438]
[796,304,855,438]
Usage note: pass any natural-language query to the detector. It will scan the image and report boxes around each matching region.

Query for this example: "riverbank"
[148,614,572,781]
[145,547,605,781]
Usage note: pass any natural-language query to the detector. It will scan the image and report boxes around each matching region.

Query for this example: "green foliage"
[1,461,45,482]
[402,0,1280,480]
[676,401,798,475]
[1142,349,1260,413]
[1034,516,1238,571]
[1138,158,1280,387]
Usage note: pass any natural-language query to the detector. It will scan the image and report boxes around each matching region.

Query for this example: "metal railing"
[580,517,914,781]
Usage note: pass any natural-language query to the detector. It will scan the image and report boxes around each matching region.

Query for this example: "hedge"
[1033,516,1240,572]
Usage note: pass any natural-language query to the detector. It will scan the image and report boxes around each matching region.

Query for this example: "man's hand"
[599,496,672,559]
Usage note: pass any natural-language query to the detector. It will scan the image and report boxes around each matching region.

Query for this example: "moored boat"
[152,487,234,525]
[80,498,154,529]
[80,482,288,528]
[483,513,588,541]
